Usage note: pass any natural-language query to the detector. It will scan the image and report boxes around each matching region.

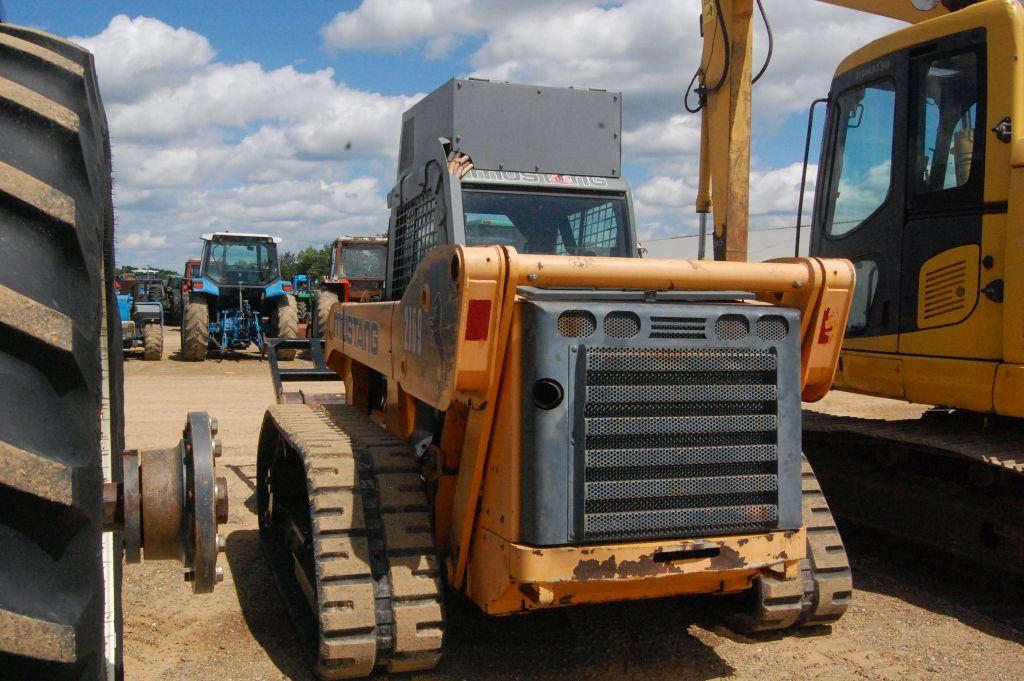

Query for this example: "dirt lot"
[122,330,1023,680]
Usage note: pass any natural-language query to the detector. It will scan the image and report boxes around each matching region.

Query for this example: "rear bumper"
[468,527,804,614]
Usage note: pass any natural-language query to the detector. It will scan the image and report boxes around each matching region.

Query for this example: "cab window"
[911,50,981,196]
[824,81,896,238]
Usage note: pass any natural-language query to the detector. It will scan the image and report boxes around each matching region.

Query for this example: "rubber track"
[0,22,118,679]
[181,296,209,361]
[265,404,443,679]
[741,456,852,631]
[804,410,1024,475]
[142,324,162,361]
[315,290,339,339]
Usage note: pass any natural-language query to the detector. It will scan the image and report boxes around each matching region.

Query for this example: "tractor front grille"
[579,346,780,541]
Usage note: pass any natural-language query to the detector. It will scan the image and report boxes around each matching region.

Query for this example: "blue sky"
[9,1,901,269]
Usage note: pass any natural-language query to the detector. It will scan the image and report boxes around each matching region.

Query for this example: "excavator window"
[911,51,979,194]
[462,189,629,257]
[823,81,896,238]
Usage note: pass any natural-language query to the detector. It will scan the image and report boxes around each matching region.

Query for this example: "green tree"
[279,243,332,280]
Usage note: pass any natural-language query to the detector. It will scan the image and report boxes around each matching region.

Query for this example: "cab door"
[811,53,909,352]
[899,31,993,359]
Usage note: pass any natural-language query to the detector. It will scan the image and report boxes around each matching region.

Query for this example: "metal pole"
[796,98,829,257]
[697,213,708,260]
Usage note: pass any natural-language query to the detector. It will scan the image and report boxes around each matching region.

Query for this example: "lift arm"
[695,0,955,261]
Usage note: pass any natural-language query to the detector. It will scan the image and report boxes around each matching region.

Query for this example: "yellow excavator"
[692,0,1023,574]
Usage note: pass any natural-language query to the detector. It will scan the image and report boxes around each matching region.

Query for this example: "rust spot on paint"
[708,545,745,571]
[573,552,687,580]
[558,594,574,605]
[574,556,617,580]
[532,549,544,556]
[737,538,750,547]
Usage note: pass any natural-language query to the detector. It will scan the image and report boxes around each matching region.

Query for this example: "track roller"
[256,403,443,680]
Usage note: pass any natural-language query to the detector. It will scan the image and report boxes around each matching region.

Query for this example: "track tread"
[736,455,852,632]
[804,410,1024,473]
[261,404,443,679]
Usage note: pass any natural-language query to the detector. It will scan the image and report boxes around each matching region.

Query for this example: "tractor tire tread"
[315,290,339,339]
[272,294,298,361]
[142,324,162,361]
[0,22,120,679]
[182,297,209,361]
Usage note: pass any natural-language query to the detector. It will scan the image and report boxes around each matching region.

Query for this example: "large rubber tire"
[165,289,181,326]
[0,23,123,680]
[182,296,210,361]
[270,294,298,361]
[314,289,339,339]
[142,324,163,361]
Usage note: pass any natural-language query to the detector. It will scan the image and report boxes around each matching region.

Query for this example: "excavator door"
[810,16,1006,406]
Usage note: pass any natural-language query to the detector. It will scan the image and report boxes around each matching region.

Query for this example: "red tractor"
[312,236,386,336]
[183,257,201,289]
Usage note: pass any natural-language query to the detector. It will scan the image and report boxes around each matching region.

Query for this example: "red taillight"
[465,299,491,341]
[192,281,203,290]
[283,283,293,292]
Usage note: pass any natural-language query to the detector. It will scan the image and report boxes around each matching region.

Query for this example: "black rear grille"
[649,316,706,339]
[580,347,779,541]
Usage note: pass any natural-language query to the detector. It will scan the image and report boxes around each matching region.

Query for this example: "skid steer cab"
[254,79,858,679]
[181,232,298,361]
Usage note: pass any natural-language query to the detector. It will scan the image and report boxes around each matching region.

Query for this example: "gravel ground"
[121,329,1024,680]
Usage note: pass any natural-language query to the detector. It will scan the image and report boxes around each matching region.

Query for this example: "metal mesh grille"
[558,310,596,338]
[581,346,779,541]
[391,191,437,299]
[650,316,706,339]
[715,314,750,340]
[756,315,789,341]
[604,311,640,338]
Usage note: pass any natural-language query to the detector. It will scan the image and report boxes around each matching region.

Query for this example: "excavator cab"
[808,1,1021,417]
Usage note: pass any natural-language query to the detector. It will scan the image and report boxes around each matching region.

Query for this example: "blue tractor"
[181,232,298,361]
[117,270,164,360]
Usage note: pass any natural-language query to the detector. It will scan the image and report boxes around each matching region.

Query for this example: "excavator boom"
[695,0,954,261]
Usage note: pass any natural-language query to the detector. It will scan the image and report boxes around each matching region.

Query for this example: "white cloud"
[74,15,215,102]
[320,0,564,58]
[62,3,906,270]
[121,229,169,248]
[67,15,418,269]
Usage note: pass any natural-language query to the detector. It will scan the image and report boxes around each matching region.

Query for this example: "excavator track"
[738,455,852,632]
[803,410,1024,578]
[256,403,443,679]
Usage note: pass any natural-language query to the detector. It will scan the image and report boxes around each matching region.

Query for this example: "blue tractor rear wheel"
[182,296,210,361]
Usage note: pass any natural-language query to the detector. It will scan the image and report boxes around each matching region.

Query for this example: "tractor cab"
[311,237,388,336]
[199,233,283,289]
[329,237,387,300]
